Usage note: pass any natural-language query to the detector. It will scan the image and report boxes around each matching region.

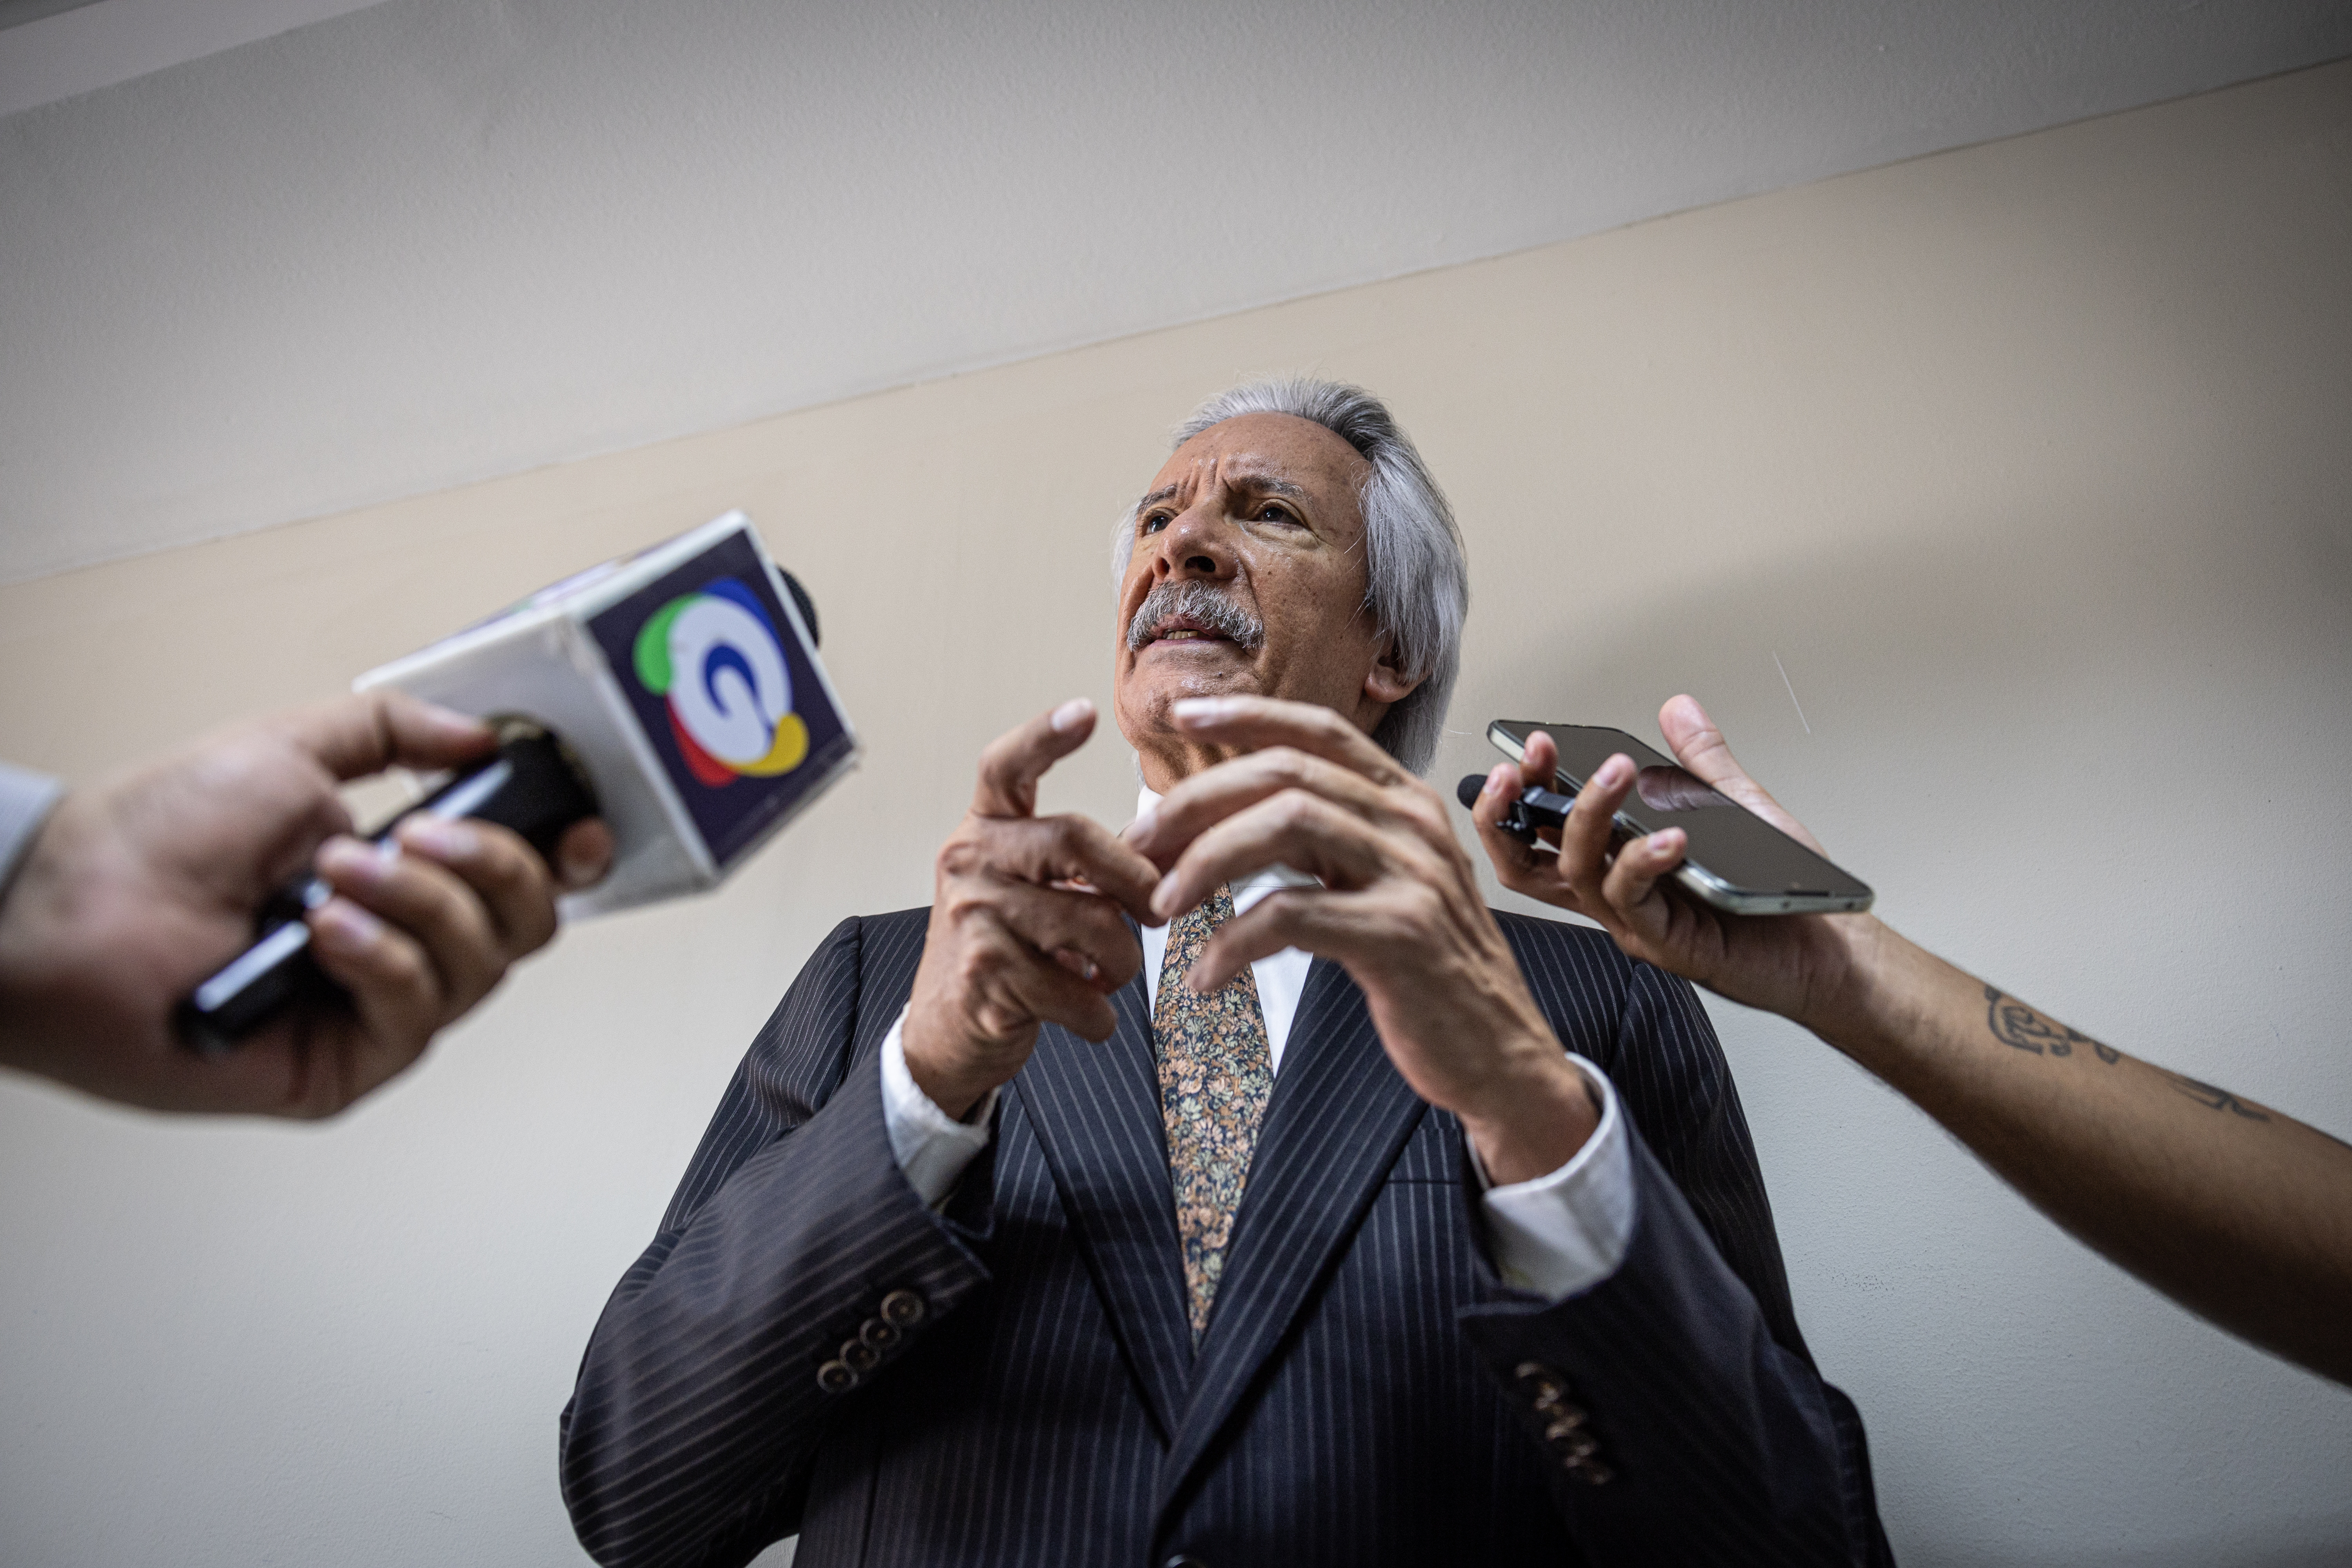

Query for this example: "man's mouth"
[1124,581,1265,653]
[1144,615,1231,645]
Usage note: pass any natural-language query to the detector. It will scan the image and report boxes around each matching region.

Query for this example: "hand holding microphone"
[0,693,612,1117]
[1,510,851,1116]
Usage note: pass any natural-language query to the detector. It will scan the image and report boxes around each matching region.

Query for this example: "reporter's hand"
[1471,694,1878,1032]
[899,700,1163,1119]
[0,693,613,1117]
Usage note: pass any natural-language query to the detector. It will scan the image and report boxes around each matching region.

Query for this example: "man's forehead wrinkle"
[1134,464,1314,515]
[1230,472,1311,500]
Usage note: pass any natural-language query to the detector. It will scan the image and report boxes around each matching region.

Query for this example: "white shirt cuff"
[1469,1053,1637,1301]
[878,1006,997,1207]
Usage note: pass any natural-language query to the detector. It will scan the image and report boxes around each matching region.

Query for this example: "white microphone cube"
[355,511,857,917]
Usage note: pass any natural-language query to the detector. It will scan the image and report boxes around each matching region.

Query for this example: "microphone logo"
[631,576,810,788]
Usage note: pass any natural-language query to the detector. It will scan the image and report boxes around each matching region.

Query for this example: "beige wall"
[4,57,2350,1568]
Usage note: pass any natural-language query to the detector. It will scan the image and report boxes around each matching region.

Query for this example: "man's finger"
[978,917,1121,1043]
[1555,753,1635,911]
[1655,694,1826,853]
[1602,828,1685,936]
[1147,791,1389,924]
[1468,761,1569,904]
[1167,695,1408,786]
[394,818,561,958]
[554,819,616,890]
[307,895,440,1085]
[1127,746,1398,867]
[974,699,1098,819]
[315,836,505,1018]
[279,691,498,784]
[1189,886,1408,993]
[1518,728,1561,795]
[982,813,1161,920]
[975,879,1145,993]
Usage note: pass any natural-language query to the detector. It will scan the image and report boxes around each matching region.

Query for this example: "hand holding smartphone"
[1480,720,1871,915]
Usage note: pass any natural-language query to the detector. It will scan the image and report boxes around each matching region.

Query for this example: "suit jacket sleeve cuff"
[1468,1052,1637,1299]
[1458,1127,1868,1563]
[879,1005,999,1207]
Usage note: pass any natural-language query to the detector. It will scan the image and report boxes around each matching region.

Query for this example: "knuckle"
[376,939,434,998]
[1252,887,1302,931]
[954,944,1004,992]
[938,834,984,879]
[1265,746,1312,784]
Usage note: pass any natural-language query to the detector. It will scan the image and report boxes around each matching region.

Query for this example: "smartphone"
[1487,720,1873,915]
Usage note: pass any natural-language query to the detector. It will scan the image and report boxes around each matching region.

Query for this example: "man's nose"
[1150,503,1238,583]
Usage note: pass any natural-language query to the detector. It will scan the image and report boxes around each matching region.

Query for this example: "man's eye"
[1256,504,1295,523]
[1141,512,1170,534]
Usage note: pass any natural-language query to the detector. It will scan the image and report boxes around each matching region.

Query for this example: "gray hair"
[1111,377,1468,775]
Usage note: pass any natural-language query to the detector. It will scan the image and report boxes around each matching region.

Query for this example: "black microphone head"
[1456,773,1487,811]
[780,569,820,649]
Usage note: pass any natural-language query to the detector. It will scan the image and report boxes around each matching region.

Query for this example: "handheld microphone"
[178,512,857,1054]
[1457,774,1577,843]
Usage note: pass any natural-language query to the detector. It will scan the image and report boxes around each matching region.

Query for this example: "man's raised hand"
[899,699,1163,1119]
[1125,694,1595,1186]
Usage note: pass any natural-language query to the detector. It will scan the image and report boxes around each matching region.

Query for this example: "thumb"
[277,692,497,784]
[1656,694,1826,854]
[973,698,1098,818]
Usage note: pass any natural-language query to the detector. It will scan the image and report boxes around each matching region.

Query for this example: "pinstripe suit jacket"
[562,907,1893,1568]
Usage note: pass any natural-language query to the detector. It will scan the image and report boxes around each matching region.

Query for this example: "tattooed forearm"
[1982,987,2272,1121]
[2162,1071,2272,1122]
[1984,985,2118,1063]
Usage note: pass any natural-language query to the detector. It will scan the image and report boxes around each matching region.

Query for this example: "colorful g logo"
[632,576,809,788]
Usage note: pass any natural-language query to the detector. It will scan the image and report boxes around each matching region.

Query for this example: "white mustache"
[1125,580,1265,652]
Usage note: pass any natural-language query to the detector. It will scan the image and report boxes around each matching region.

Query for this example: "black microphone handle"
[1456,773,1577,843]
[175,718,599,1055]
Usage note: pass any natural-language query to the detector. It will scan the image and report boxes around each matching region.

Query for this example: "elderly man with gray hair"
[562,381,1893,1567]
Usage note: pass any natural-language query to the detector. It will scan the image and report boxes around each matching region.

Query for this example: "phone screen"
[1490,721,1873,911]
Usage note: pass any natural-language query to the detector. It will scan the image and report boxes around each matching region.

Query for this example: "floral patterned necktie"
[1154,882,1275,1343]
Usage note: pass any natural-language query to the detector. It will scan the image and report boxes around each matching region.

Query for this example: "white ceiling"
[2,0,2348,585]
[0,0,388,116]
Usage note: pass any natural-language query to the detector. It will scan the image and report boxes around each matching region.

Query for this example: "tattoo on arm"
[2160,1071,2271,1122]
[1982,986,2270,1120]
[1983,985,2117,1062]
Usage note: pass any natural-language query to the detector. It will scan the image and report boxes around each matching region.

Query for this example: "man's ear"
[1364,634,1421,705]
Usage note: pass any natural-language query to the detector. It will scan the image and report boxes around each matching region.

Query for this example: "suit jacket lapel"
[1009,972,1194,1442]
[1153,956,1428,1514]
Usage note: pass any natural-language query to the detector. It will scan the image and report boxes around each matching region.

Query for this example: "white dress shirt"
[875,786,1638,1301]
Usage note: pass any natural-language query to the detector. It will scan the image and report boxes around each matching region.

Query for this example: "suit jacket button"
[1542,1411,1587,1443]
[1162,1555,1210,1568]
[860,1318,902,1352]
[841,1338,882,1372]
[1514,1360,1569,1407]
[815,1359,859,1394]
[1553,1430,1599,1462]
[1564,1455,1614,1486]
[880,1289,928,1327]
